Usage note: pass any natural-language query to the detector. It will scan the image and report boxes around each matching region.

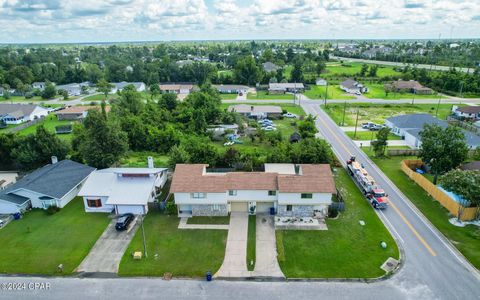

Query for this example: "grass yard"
[247,91,294,100]
[82,94,118,101]
[276,168,399,278]
[304,85,355,100]
[323,103,457,126]
[219,93,238,100]
[0,198,109,275]
[118,210,227,277]
[17,114,75,142]
[345,131,402,141]
[365,154,480,269]
[118,151,169,168]
[1,95,46,102]
[187,216,230,225]
[364,84,444,100]
[324,62,402,78]
[247,215,256,271]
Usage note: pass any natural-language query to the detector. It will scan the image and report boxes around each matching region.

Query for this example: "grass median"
[247,215,256,271]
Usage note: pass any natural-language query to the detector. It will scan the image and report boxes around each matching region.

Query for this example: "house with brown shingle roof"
[171,163,336,217]
[453,105,480,120]
[54,105,111,121]
[386,80,434,95]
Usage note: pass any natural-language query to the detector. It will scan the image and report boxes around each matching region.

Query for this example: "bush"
[25,92,34,99]
[328,206,339,218]
[165,201,177,215]
[46,205,61,215]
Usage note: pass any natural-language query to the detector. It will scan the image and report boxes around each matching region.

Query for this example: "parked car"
[362,122,375,129]
[0,220,4,228]
[371,124,385,130]
[115,213,134,231]
[283,112,297,118]
[258,119,272,124]
[262,126,277,131]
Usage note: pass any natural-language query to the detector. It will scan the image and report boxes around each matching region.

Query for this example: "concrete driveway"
[76,218,139,274]
[214,212,249,278]
[252,214,284,278]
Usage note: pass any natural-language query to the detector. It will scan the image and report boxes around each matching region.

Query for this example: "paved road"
[301,102,480,299]
[331,56,474,73]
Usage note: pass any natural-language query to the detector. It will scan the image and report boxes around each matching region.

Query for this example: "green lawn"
[82,94,118,101]
[0,198,109,275]
[276,168,399,278]
[118,151,169,168]
[17,114,75,142]
[187,216,230,225]
[323,103,458,126]
[365,154,480,269]
[247,215,256,271]
[219,93,238,100]
[118,210,227,277]
[247,91,294,100]
[324,62,402,78]
[345,131,402,141]
[1,96,46,102]
[364,84,444,100]
[304,85,355,100]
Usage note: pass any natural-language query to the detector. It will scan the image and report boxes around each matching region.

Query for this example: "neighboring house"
[111,82,146,93]
[385,113,480,149]
[453,105,480,120]
[340,79,368,94]
[228,104,282,119]
[214,84,249,94]
[207,124,239,138]
[32,82,48,91]
[54,105,110,121]
[171,163,336,217]
[0,172,18,191]
[262,62,280,73]
[460,161,480,171]
[316,78,327,86]
[385,80,434,95]
[268,83,305,94]
[78,158,168,215]
[0,103,49,124]
[0,158,95,214]
[56,82,91,96]
[159,83,194,95]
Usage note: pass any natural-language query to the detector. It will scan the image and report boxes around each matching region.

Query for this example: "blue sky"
[0,0,479,43]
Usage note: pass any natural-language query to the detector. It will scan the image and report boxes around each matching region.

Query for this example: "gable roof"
[0,103,44,118]
[263,62,280,72]
[340,79,359,89]
[228,104,282,114]
[268,83,304,91]
[406,127,480,148]
[456,106,480,114]
[0,160,95,203]
[386,114,445,129]
[214,84,249,92]
[55,105,110,115]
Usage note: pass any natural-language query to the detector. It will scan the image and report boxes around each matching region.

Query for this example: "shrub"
[46,205,61,215]
[165,201,177,215]
[25,92,34,99]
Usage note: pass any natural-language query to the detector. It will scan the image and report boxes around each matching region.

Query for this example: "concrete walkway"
[214,212,250,278]
[252,214,285,278]
[340,126,368,132]
[178,217,229,230]
[76,218,139,274]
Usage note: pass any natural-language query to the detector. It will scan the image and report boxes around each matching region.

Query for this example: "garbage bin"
[206,271,212,281]
[270,207,275,215]
[13,212,21,220]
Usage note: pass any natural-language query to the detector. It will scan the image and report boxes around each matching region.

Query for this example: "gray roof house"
[339,79,367,94]
[263,62,280,73]
[111,82,146,93]
[385,114,480,149]
[0,103,49,125]
[214,84,249,94]
[268,83,305,94]
[0,158,95,214]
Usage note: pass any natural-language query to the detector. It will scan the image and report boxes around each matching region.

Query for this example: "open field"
[82,94,117,101]
[247,91,294,100]
[219,93,238,100]
[118,151,169,168]
[364,83,444,100]
[16,114,75,142]
[324,62,402,78]
[118,210,227,277]
[345,131,402,140]
[0,198,109,275]
[365,154,480,269]
[322,103,458,126]
[276,168,399,278]
[304,85,355,100]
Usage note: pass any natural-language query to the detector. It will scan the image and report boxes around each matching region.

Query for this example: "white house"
[110,82,146,93]
[159,83,194,95]
[340,79,368,94]
[316,78,327,86]
[78,157,168,215]
[213,84,249,94]
[0,103,49,125]
[32,82,48,91]
[0,158,95,214]
[453,105,480,120]
[170,163,336,218]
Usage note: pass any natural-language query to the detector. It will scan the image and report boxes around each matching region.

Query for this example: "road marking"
[309,104,437,257]
[379,210,405,245]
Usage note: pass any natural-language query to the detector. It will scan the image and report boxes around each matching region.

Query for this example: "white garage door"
[230,202,248,212]
[257,202,274,213]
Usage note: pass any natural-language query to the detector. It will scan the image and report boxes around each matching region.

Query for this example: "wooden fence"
[401,159,478,221]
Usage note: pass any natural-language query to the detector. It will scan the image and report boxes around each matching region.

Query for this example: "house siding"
[277,205,315,217]
[83,196,113,213]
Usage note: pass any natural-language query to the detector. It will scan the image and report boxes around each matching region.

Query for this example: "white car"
[283,112,297,118]
[262,126,277,131]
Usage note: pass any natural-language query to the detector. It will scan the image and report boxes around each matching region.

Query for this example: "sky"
[0,0,479,43]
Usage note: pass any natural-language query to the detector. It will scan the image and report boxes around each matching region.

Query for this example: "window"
[228,190,237,196]
[301,193,313,199]
[268,190,276,196]
[286,205,293,212]
[87,199,102,208]
[213,204,220,211]
[191,193,206,199]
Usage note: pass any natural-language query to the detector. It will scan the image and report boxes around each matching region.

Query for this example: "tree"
[368,65,378,77]
[234,56,262,85]
[74,110,128,168]
[371,127,389,157]
[290,138,333,164]
[159,93,177,111]
[439,169,480,220]
[359,64,369,77]
[41,82,56,99]
[315,61,326,76]
[116,85,144,115]
[290,58,304,83]
[150,83,160,100]
[12,126,69,169]
[419,124,469,184]
[96,79,113,101]
[0,133,19,168]
[298,115,318,138]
